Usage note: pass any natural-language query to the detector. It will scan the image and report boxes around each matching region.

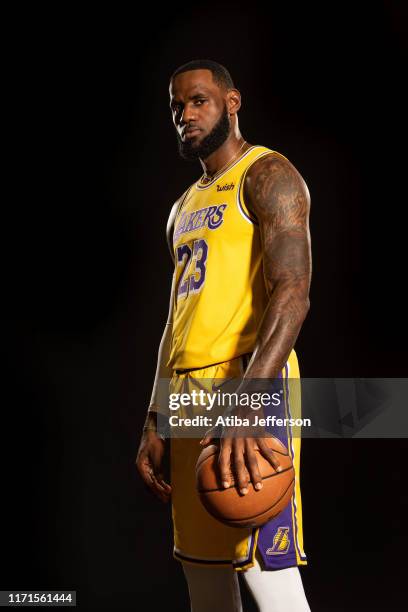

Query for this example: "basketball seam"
[208,477,295,524]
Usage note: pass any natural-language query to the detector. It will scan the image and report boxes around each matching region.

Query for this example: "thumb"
[200,427,216,446]
[200,427,219,446]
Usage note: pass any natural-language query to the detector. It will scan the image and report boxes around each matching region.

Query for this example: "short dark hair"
[170,59,235,90]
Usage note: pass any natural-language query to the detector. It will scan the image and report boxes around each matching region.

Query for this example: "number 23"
[176,238,208,299]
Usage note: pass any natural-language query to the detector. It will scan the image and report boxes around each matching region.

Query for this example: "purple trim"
[257,555,299,571]
[237,172,259,225]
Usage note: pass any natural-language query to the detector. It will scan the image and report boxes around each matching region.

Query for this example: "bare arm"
[145,274,175,421]
[144,198,179,427]
[201,154,311,495]
[242,152,311,378]
[135,198,180,503]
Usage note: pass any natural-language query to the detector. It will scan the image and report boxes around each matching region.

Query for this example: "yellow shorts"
[170,350,307,571]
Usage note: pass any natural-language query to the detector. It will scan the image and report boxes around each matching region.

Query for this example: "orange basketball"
[196,435,294,528]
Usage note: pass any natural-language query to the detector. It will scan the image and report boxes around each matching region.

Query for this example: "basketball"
[195,435,295,528]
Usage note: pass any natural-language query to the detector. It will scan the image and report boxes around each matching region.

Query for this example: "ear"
[226,88,241,115]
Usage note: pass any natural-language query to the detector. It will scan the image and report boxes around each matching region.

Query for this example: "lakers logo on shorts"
[266,527,291,555]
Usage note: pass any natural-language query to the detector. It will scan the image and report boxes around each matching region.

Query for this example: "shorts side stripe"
[283,364,307,562]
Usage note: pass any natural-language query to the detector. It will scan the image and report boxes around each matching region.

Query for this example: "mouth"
[183,128,201,140]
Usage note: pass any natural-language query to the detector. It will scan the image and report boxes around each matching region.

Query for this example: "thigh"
[182,562,243,612]
[170,358,253,564]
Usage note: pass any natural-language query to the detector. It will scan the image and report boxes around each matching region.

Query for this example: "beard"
[176,104,231,161]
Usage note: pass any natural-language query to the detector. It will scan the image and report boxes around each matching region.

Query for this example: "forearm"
[149,321,173,407]
[243,282,310,380]
[219,286,308,425]
[144,321,173,433]
[241,152,311,384]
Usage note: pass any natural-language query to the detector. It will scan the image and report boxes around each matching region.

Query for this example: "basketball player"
[136,60,312,612]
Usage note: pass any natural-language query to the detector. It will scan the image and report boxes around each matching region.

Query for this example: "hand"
[135,431,172,503]
[200,420,282,496]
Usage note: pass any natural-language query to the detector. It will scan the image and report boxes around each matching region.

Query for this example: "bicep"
[245,154,311,295]
[166,270,176,325]
[261,227,311,296]
[166,208,176,264]
[166,200,181,322]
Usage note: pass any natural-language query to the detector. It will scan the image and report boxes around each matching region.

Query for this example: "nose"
[180,103,196,127]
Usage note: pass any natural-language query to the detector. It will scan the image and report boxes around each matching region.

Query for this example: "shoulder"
[166,198,181,238]
[244,150,310,221]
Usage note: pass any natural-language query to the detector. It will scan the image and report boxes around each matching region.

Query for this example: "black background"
[3,2,408,610]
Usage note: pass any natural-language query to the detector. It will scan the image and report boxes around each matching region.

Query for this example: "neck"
[199,130,247,177]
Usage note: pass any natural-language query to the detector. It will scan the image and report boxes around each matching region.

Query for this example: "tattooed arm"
[242,152,311,378]
[201,153,311,495]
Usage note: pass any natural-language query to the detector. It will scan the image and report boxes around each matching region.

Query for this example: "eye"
[194,99,206,106]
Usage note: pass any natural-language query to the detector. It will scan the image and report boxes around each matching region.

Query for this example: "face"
[169,69,232,161]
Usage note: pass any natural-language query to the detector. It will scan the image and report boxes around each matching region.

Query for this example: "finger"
[148,447,172,498]
[150,472,171,501]
[145,465,171,501]
[137,457,171,503]
[151,485,170,503]
[136,458,156,487]
[218,439,233,489]
[158,479,172,492]
[200,431,214,446]
[232,439,250,495]
[150,474,171,503]
[244,440,263,491]
[149,446,167,482]
[200,425,221,446]
[155,471,172,493]
[257,439,282,471]
[139,466,169,503]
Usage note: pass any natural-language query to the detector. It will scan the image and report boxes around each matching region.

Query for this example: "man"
[136,59,312,611]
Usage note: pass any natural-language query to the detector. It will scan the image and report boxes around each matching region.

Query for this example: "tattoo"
[243,153,312,378]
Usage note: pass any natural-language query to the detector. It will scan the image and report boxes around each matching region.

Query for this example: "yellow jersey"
[168,145,287,370]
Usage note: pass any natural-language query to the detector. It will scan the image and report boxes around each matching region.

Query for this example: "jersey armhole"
[167,184,195,257]
[175,183,195,220]
[237,150,289,225]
